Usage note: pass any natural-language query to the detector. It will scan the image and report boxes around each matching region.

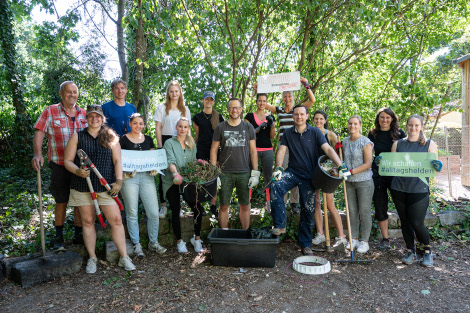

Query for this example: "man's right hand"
[32,155,44,172]
[272,167,284,181]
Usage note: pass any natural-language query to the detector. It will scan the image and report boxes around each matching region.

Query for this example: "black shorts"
[49,161,72,203]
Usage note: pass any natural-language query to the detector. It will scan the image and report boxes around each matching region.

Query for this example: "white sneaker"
[180,209,184,218]
[118,255,136,271]
[149,241,167,254]
[356,241,370,253]
[346,239,359,250]
[86,257,98,274]
[312,233,326,245]
[159,206,167,218]
[332,236,347,250]
[176,240,188,253]
[190,236,203,253]
[133,243,144,258]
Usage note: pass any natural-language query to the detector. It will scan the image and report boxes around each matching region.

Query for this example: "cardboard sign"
[378,152,437,185]
[121,149,168,174]
[257,71,301,93]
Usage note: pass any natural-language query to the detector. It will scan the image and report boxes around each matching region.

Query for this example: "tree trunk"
[117,0,128,82]
[133,0,144,108]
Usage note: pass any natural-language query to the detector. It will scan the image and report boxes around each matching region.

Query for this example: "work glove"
[335,142,343,153]
[149,170,158,176]
[173,172,184,185]
[374,156,382,167]
[197,159,207,166]
[248,170,261,188]
[266,115,274,125]
[124,170,138,180]
[272,166,284,182]
[338,162,350,179]
[75,168,90,178]
[109,179,123,197]
[431,160,443,172]
[217,177,221,189]
[255,122,268,132]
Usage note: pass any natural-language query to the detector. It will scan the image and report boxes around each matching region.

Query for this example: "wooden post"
[444,126,453,199]
[456,55,470,187]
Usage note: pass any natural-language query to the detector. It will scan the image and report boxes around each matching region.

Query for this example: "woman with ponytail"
[163,117,206,253]
[388,114,441,267]
[154,80,192,218]
[192,91,224,215]
[64,105,135,274]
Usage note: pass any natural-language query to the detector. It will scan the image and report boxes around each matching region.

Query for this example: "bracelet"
[304,84,311,90]
[350,169,354,175]
[302,80,309,87]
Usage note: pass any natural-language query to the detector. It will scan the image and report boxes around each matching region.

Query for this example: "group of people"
[32,77,442,274]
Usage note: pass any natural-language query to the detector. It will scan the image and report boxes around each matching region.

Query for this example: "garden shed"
[454,54,470,187]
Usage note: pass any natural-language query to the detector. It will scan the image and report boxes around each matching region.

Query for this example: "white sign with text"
[257,71,301,93]
[121,149,168,174]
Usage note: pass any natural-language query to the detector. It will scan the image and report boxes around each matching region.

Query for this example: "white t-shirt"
[153,103,192,136]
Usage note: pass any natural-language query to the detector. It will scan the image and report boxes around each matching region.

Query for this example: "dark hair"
[293,104,308,114]
[111,78,127,89]
[256,93,268,101]
[226,97,242,109]
[406,114,426,146]
[313,110,328,129]
[370,108,401,140]
[97,126,118,149]
[129,113,143,123]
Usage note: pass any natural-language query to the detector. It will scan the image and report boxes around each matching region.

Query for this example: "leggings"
[158,135,172,203]
[166,184,204,240]
[257,150,274,185]
[390,189,430,251]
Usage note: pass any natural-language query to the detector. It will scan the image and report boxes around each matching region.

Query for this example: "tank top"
[390,139,431,193]
[71,129,116,193]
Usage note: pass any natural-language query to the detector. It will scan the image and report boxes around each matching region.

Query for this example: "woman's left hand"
[109,179,123,196]
[197,159,207,166]
[149,169,158,176]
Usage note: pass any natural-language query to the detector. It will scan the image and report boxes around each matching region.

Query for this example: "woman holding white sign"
[342,115,374,254]
[154,80,192,218]
[389,114,441,267]
[120,113,167,258]
[163,117,205,253]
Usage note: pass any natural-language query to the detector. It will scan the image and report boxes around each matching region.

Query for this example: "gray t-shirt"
[343,135,373,182]
[212,120,256,173]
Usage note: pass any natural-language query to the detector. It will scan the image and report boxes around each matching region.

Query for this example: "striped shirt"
[34,103,87,165]
[275,106,294,136]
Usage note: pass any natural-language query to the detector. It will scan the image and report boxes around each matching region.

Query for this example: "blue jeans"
[270,169,316,247]
[121,172,160,245]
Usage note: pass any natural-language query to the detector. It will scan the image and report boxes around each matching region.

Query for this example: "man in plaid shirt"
[32,81,88,250]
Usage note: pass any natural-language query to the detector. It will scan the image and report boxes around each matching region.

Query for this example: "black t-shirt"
[368,129,406,173]
[192,111,224,149]
[244,113,274,149]
[120,134,155,151]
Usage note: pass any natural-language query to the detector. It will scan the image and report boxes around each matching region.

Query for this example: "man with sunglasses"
[32,81,87,250]
[210,98,259,230]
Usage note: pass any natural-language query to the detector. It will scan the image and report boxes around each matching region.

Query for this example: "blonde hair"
[348,115,363,124]
[406,114,426,146]
[165,80,186,117]
[176,117,195,150]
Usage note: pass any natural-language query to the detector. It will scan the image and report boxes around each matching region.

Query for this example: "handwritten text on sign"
[121,149,168,174]
[378,152,436,185]
[257,71,301,93]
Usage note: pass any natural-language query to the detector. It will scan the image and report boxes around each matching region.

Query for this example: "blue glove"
[272,167,284,181]
[374,155,382,166]
[338,162,349,179]
[431,160,443,172]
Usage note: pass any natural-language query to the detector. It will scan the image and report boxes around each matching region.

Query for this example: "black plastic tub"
[181,176,218,203]
[312,155,343,193]
[207,229,280,267]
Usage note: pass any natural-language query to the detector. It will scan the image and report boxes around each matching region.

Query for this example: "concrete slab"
[105,239,134,264]
[2,253,41,279]
[10,251,82,288]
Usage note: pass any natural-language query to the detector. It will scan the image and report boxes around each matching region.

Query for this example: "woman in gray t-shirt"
[342,115,374,254]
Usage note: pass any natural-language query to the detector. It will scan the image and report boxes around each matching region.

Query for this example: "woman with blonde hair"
[163,117,206,253]
[154,80,192,218]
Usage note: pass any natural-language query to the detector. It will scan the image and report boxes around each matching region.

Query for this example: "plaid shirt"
[34,103,88,165]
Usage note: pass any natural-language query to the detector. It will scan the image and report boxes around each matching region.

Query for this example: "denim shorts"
[219,172,250,205]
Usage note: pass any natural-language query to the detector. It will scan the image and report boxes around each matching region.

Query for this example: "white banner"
[257,71,301,93]
[121,149,168,174]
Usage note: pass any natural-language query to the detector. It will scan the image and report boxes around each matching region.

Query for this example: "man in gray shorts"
[210,98,260,229]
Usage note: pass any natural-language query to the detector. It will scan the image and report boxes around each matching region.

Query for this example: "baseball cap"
[86,104,105,117]
[202,91,215,99]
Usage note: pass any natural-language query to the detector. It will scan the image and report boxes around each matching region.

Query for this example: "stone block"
[424,213,439,227]
[388,212,400,228]
[2,253,41,279]
[106,239,134,264]
[387,229,403,239]
[68,244,89,259]
[439,211,467,226]
[10,251,82,288]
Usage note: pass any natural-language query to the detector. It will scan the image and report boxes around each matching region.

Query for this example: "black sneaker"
[210,204,219,216]
[377,239,391,251]
[291,203,300,214]
[302,247,313,256]
[53,237,65,251]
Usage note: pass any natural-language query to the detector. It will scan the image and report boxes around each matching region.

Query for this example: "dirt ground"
[1,239,469,313]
